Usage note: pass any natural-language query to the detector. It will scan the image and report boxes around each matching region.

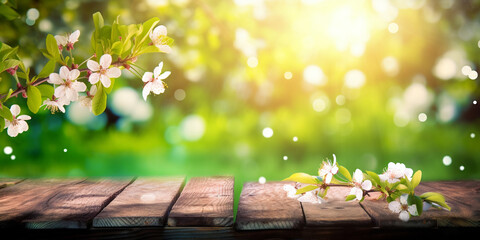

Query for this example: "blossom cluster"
[1,12,173,137]
[283,155,450,222]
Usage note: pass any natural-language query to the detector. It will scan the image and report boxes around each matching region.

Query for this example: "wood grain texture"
[415,180,480,226]
[93,177,185,227]
[235,181,305,230]
[0,178,86,227]
[167,176,234,227]
[23,178,133,229]
[302,187,373,226]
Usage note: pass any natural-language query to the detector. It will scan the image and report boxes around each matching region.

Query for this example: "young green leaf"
[0,4,20,20]
[0,103,13,121]
[420,192,451,211]
[283,172,320,184]
[296,185,319,195]
[411,170,422,189]
[46,34,60,62]
[337,165,352,182]
[0,59,21,73]
[93,12,104,38]
[91,84,107,115]
[366,171,381,185]
[0,116,4,132]
[36,84,54,98]
[345,194,357,201]
[26,85,42,114]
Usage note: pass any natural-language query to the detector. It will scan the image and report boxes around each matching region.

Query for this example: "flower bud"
[6,66,18,76]
[22,91,27,98]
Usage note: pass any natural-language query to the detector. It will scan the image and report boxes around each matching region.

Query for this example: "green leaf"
[396,184,408,191]
[0,4,20,20]
[420,192,451,211]
[93,12,104,39]
[0,116,4,132]
[0,45,18,62]
[105,78,115,94]
[366,171,381,185]
[295,185,319,195]
[137,45,160,55]
[0,103,13,121]
[36,84,54,98]
[137,17,159,45]
[411,170,422,190]
[37,59,56,79]
[91,84,107,115]
[26,85,42,114]
[345,194,357,201]
[283,172,320,184]
[111,41,123,55]
[0,59,21,73]
[337,165,352,182]
[46,34,60,62]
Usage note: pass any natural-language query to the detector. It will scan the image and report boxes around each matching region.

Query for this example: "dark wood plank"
[23,178,133,229]
[167,176,234,227]
[0,178,25,189]
[235,181,304,230]
[0,178,86,227]
[414,180,480,227]
[93,177,185,227]
[302,187,373,226]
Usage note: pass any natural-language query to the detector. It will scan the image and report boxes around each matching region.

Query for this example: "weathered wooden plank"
[0,178,86,227]
[302,187,373,226]
[93,177,185,227]
[0,178,25,189]
[235,181,304,230]
[23,178,133,229]
[359,181,480,227]
[167,176,234,227]
[414,180,480,227]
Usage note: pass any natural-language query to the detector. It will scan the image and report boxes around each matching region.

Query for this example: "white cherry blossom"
[349,169,372,201]
[87,54,122,88]
[48,66,86,104]
[318,154,339,184]
[4,104,31,137]
[379,162,413,184]
[42,98,66,114]
[388,194,418,222]
[142,61,171,101]
[149,25,172,53]
[55,30,80,51]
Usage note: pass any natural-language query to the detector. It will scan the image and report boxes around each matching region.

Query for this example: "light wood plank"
[0,178,86,227]
[167,176,234,227]
[23,178,133,229]
[93,177,185,227]
[235,181,304,230]
[302,187,373,226]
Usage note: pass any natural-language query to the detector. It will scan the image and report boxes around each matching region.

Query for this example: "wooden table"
[0,177,478,239]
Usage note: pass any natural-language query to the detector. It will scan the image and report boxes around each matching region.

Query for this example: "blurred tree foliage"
[0,0,479,185]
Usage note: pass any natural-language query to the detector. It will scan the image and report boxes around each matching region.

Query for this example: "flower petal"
[73,82,87,92]
[54,86,66,98]
[398,211,410,222]
[158,45,172,53]
[142,82,152,101]
[17,115,31,121]
[10,104,20,116]
[69,69,80,81]
[142,72,154,83]
[100,74,111,88]
[89,73,100,84]
[388,201,402,213]
[153,25,167,37]
[100,54,112,69]
[59,66,70,80]
[158,71,171,80]
[48,73,64,85]
[55,35,67,46]
[400,194,408,205]
[69,30,80,43]
[7,125,18,137]
[107,67,121,78]
[153,62,163,77]
[361,180,372,191]
[353,169,363,183]
[87,60,100,72]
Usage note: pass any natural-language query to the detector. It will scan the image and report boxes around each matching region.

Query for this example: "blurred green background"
[1,0,479,195]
